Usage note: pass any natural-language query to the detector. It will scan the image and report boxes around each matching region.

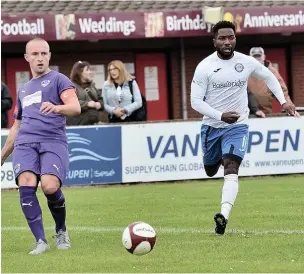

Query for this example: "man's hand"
[282,102,298,117]
[255,110,266,118]
[294,111,301,118]
[221,112,240,124]
[40,102,60,114]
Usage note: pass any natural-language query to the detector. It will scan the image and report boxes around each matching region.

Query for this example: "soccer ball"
[122,221,157,255]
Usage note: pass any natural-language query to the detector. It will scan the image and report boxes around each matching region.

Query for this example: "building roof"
[1,0,303,14]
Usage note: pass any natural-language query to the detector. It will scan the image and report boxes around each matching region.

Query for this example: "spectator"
[66,61,104,126]
[103,60,142,123]
[1,82,13,128]
[248,47,297,115]
[248,89,266,118]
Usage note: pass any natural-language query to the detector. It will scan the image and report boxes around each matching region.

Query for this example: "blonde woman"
[103,60,143,123]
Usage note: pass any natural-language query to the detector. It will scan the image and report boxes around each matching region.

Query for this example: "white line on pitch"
[2,226,304,235]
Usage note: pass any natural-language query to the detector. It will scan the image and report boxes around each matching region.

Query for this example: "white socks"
[221,174,239,220]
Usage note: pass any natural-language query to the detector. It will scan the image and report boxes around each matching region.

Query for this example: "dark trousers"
[108,115,134,123]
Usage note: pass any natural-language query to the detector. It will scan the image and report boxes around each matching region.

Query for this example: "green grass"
[2,175,304,273]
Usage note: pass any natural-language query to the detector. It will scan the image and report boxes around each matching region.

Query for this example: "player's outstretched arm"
[1,119,21,166]
[250,60,298,117]
[40,88,81,117]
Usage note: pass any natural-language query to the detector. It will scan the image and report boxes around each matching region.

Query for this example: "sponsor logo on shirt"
[22,90,42,108]
[212,80,246,89]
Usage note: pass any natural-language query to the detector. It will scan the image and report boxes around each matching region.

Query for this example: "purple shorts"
[12,142,69,185]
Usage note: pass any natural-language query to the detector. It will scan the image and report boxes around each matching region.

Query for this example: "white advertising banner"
[1,162,16,188]
[122,117,304,182]
[1,129,17,188]
[1,117,303,188]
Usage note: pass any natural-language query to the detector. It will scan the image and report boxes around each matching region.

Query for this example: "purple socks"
[19,186,47,243]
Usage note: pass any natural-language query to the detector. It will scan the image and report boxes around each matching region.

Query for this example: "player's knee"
[17,172,37,187]
[41,175,60,195]
[223,158,240,175]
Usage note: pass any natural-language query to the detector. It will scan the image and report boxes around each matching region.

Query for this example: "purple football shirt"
[14,70,74,145]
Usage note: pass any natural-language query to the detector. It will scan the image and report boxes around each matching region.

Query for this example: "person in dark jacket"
[1,82,13,128]
[66,61,104,126]
[248,89,266,118]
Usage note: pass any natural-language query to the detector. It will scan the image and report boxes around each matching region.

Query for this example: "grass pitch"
[2,175,304,273]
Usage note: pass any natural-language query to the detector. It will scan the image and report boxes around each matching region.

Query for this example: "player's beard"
[217,48,234,59]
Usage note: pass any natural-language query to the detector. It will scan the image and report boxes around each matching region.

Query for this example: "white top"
[102,79,142,117]
[190,51,286,128]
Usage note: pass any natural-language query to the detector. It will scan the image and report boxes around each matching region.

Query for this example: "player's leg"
[214,124,249,235]
[39,142,71,250]
[200,125,222,177]
[12,143,50,255]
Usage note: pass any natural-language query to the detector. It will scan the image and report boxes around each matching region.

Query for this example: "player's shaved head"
[24,38,51,77]
[26,38,50,53]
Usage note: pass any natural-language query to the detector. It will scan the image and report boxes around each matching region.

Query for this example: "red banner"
[1,7,303,42]
[223,7,304,34]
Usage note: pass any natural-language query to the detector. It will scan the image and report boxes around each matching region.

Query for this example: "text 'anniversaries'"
[244,11,304,28]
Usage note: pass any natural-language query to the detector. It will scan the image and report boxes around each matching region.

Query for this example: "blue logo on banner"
[65,126,122,185]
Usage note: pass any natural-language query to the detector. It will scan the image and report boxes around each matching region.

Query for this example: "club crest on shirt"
[41,80,50,87]
[234,63,244,73]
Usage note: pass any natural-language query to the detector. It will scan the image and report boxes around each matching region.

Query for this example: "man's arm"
[251,60,296,116]
[190,66,222,121]
[58,88,81,116]
[1,119,21,165]
[268,64,293,104]
[40,88,81,116]
[251,60,287,105]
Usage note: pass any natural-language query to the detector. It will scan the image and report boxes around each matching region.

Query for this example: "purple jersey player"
[1,38,81,255]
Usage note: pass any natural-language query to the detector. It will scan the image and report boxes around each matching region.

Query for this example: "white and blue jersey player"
[190,21,297,235]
